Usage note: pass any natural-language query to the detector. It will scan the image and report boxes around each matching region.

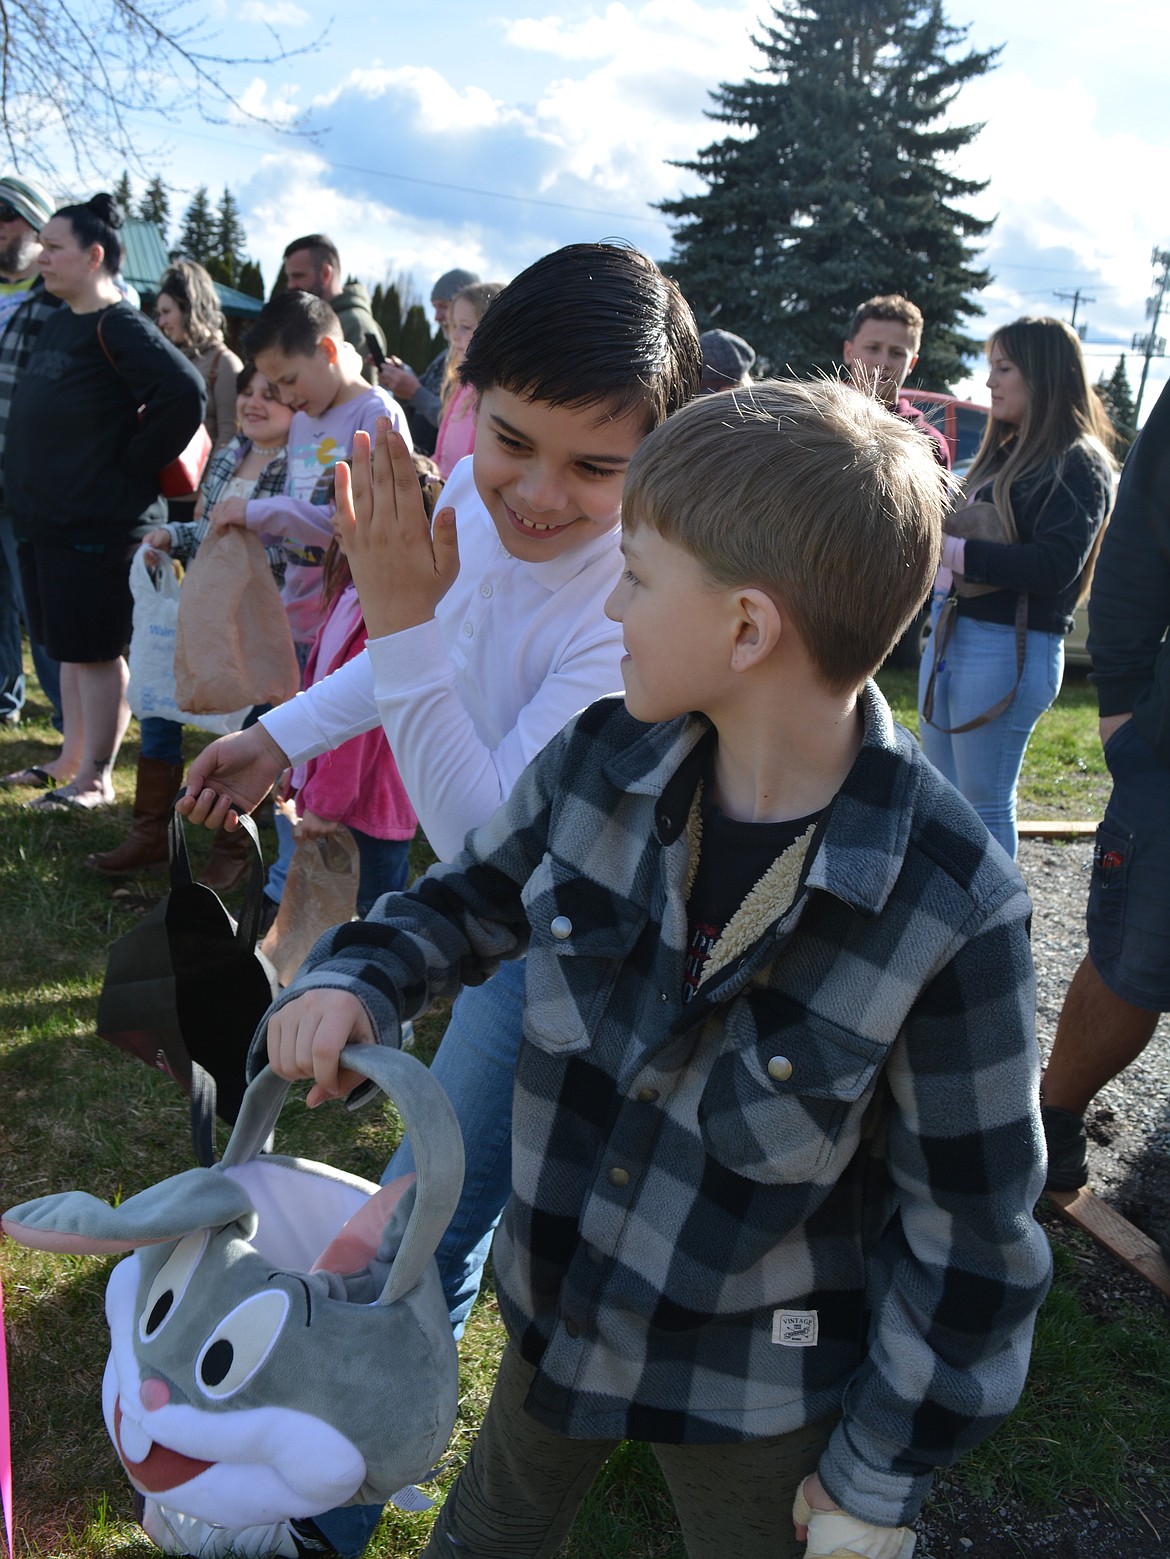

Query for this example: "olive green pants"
[422,1343,837,1559]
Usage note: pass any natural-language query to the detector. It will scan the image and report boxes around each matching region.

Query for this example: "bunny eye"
[139,1231,210,1344]
[195,1289,290,1401]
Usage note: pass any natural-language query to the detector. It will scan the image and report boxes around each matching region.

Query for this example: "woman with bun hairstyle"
[5,194,204,810]
[86,360,292,884]
[155,257,242,458]
[918,315,1116,857]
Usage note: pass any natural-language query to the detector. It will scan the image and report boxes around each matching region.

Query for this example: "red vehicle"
[901,389,989,472]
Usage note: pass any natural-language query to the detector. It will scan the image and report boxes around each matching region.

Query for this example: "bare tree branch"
[0,0,326,180]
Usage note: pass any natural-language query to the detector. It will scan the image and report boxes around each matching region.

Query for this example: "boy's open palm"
[337,418,459,639]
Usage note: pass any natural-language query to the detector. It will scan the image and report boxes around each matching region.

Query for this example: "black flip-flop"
[0,766,58,790]
[27,786,113,813]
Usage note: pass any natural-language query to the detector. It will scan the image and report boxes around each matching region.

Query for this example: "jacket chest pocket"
[698,990,886,1183]
[520,855,648,1055]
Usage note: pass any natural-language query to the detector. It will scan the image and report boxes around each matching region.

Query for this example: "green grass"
[0,660,1165,1556]
[876,663,1112,821]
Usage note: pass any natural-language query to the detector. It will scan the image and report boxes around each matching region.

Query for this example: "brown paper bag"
[261,824,360,987]
[174,526,301,712]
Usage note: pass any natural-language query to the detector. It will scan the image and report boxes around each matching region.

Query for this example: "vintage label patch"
[771,1309,819,1347]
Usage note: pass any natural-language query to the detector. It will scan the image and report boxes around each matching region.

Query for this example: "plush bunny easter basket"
[2,1045,464,1541]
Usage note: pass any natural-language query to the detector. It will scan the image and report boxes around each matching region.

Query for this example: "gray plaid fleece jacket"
[273,683,1051,1527]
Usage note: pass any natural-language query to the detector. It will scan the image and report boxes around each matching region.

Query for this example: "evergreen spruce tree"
[137,176,171,240]
[400,304,434,373]
[662,0,999,388]
[215,188,248,287]
[1095,356,1138,456]
[177,186,217,267]
[378,281,404,357]
[238,260,265,300]
[113,170,134,218]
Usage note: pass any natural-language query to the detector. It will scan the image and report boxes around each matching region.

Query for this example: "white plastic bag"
[126,545,250,734]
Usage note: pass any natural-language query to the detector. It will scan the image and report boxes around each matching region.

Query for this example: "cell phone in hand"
[365,332,387,368]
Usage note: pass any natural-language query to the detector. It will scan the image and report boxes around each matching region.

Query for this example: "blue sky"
[46,0,1170,415]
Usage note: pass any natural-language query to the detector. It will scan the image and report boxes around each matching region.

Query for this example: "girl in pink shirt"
[291,459,443,910]
[433,281,504,479]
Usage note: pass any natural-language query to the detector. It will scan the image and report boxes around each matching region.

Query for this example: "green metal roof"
[120,218,170,295]
[120,219,263,318]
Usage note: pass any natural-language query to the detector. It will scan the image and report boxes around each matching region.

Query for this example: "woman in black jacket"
[917,316,1116,857]
[5,194,204,809]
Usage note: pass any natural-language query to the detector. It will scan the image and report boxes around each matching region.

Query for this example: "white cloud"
[229,76,303,128]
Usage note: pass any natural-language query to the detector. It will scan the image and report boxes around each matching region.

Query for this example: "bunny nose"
[140,1378,170,1412]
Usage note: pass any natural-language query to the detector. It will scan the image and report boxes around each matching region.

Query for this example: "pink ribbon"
[0,1265,12,1554]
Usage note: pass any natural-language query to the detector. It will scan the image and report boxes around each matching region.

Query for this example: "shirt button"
[564,1319,581,1338]
[608,1166,630,1188]
[461,621,474,638]
[637,1087,659,1103]
[479,581,493,597]
[767,1055,793,1081]
[550,915,572,939]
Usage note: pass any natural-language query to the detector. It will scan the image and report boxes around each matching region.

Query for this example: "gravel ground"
[913,837,1170,1558]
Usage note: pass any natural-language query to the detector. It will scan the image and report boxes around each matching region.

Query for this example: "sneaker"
[1042,1105,1088,1192]
[139,1497,339,1557]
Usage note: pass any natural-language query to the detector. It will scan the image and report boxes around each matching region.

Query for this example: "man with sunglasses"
[0,174,62,735]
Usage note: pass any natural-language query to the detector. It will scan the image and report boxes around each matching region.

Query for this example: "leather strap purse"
[96,314,212,498]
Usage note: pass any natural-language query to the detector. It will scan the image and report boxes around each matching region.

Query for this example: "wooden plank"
[1018,821,1099,839]
[1046,1187,1170,1299]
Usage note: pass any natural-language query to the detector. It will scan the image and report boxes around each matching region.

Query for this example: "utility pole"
[1055,288,1095,337]
[1133,247,1170,424]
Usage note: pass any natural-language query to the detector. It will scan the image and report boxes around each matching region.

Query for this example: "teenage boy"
[843,294,950,469]
[211,289,411,663]
[181,237,700,1359]
[264,379,1051,1559]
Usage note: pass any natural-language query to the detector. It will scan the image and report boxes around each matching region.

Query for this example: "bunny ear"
[310,1175,416,1277]
[2,1168,256,1255]
[331,1047,465,1305]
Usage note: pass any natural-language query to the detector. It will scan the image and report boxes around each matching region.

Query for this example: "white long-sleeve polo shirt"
[260,456,626,861]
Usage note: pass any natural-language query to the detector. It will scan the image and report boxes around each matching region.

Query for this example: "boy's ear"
[730,588,783,671]
[319,335,340,366]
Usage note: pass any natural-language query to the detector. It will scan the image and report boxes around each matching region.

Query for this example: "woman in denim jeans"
[918,316,1116,857]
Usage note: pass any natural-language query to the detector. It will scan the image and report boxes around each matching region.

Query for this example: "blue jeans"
[140,714,184,765]
[918,597,1063,858]
[350,827,410,917]
[314,958,526,1557]
[1086,720,1170,1010]
[0,512,61,727]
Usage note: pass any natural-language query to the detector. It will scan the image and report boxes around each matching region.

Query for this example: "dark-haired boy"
[843,294,950,470]
[176,242,701,1558]
[266,379,1050,1557]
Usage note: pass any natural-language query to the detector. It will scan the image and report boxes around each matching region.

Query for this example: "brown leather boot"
[85,758,183,876]
[198,823,254,895]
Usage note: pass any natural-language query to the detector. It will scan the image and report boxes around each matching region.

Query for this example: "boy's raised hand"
[336,418,459,638]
